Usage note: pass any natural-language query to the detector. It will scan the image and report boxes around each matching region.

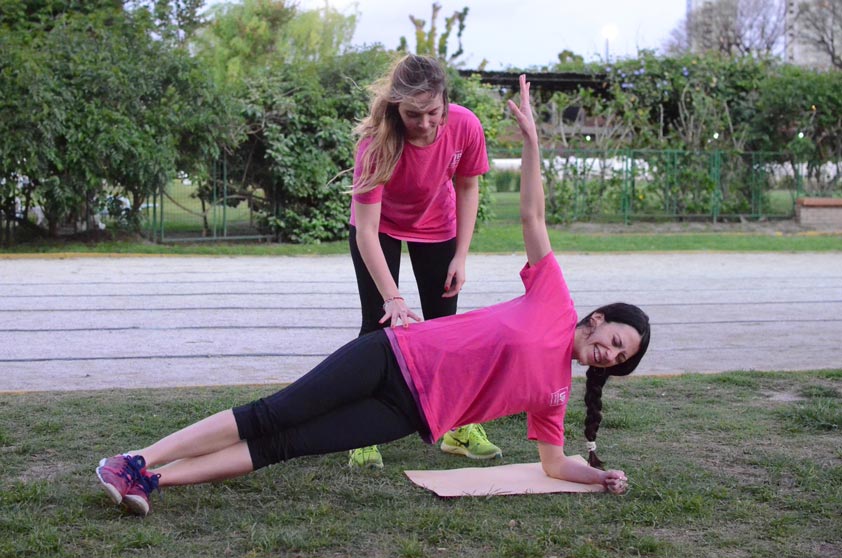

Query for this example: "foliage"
[593,51,770,151]
[195,0,358,88]
[752,65,842,194]
[4,1,841,244]
[535,51,842,223]
[127,0,207,43]
[448,71,506,225]
[398,2,471,66]
[219,49,391,242]
[283,4,357,64]
[188,0,387,242]
[0,0,124,30]
[194,0,298,87]
[0,5,234,240]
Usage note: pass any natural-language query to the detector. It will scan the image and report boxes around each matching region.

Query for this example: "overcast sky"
[293,0,688,69]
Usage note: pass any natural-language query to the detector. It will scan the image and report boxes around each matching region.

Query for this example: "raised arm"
[507,75,552,266]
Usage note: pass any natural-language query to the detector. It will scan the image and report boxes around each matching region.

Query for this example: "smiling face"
[573,312,643,369]
[397,92,444,146]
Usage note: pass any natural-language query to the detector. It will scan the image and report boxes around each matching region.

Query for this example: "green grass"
[3,192,840,256]
[153,180,259,232]
[1,370,840,557]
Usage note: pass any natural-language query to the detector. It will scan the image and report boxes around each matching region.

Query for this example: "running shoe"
[348,445,384,469]
[96,454,145,505]
[440,424,503,460]
[124,470,161,516]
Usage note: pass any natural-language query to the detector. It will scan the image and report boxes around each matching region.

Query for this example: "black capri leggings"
[349,226,458,336]
[233,331,429,470]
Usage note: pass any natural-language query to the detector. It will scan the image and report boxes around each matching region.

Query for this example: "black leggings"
[349,226,458,336]
[233,331,429,470]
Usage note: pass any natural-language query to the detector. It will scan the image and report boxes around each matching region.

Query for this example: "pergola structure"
[457,70,612,141]
[457,70,609,97]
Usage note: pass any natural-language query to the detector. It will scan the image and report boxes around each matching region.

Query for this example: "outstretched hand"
[506,74,537,144]
[602,469,629,495]
[379,297,423,329]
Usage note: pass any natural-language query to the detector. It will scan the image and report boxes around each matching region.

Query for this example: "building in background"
[684,0,835,68]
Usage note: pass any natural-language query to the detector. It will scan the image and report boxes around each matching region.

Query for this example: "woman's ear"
[589,312,605,328]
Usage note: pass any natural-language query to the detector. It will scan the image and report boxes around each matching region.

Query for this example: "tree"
[665,0,788,58]
[283,4,357,63]
[126,0,208,44]
[195,0,356,87]
[191,0,387,242]
[0,6,234,239]
[795,0,842,69]
[536,52,780,222]
[556,49,585,68]
[398,2,472,66]
[753,65,842,194]
[194,0,298,86]
[0,0,124,30]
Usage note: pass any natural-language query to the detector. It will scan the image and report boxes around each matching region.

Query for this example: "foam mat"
[405,456,605,497]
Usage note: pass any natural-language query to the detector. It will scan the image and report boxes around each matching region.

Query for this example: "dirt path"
[1,252,841,392]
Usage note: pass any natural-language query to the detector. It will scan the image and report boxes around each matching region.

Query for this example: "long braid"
[577,302,650,469]
[584,367,609,469]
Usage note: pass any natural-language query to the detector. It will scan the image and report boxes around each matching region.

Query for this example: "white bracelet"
[382,296,405,311]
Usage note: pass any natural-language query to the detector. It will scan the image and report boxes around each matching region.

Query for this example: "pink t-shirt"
[350,104,489,242]
[386,252,577,445]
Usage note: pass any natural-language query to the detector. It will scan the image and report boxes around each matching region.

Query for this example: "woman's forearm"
[453,175,480,260]
[356,226,400,300]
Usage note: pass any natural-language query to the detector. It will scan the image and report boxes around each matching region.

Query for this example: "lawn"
[1,370,840,557]
[3,191,841,256]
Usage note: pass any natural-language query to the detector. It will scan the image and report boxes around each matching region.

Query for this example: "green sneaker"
[348,445,384,469]
[440,424,503,460]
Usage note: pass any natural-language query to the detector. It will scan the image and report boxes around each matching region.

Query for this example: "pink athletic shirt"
[385,252,577,446]
[350,104,489,242]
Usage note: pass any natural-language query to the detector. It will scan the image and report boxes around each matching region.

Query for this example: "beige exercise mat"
[405,456,605,497]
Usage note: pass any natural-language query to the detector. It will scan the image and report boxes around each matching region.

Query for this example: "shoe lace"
[121,455,147,481]
[124,456,162,497]
[137,471,162,497]
[468,424,489,444]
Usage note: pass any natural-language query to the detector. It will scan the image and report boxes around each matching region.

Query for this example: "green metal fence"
[143,149,839,241]
[145,158,271,242]
[495,148,838,224]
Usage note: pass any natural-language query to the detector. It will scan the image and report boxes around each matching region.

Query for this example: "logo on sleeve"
[449,150,463,169]
[549,387,569,407]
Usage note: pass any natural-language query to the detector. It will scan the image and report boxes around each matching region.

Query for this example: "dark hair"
[578,302,650,468]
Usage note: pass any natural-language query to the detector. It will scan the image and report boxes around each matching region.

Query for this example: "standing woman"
[348,54,500,468]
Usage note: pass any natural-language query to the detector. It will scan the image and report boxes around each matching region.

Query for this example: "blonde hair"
[353,54,449,194]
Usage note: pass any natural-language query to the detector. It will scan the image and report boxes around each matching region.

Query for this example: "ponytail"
[584,367,609,469]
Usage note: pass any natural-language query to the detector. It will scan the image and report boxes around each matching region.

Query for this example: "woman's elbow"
[540,460,557,478]
[520,212,545,228]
